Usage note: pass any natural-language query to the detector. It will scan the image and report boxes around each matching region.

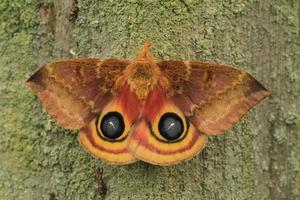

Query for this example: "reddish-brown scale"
[92,92,113,113]
[116,84,141,123]
[157,60,188,92]
[97,59,129,89]
[190,75,270,134]
[171,92,193,116]
[27,69,94,129]
[50,59,99,87]
[142,86,166,122]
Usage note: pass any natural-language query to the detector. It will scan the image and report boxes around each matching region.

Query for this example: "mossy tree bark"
[0,0,299,199]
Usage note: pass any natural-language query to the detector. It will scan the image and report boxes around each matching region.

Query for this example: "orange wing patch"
[79,85,140,164]
[128,86,206,165]
[79,118,136,164]
[128,120,206,165]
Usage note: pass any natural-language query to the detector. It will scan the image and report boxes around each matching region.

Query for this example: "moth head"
[119,43,169,100]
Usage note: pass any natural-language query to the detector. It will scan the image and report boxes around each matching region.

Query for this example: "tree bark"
[0,0,299,199]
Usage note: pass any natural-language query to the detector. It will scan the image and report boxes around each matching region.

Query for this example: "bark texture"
[0,0,299,199]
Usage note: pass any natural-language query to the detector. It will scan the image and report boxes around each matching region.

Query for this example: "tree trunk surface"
[0,0,299,199]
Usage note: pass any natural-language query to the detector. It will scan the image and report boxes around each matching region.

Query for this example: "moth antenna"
[137,42,153,62]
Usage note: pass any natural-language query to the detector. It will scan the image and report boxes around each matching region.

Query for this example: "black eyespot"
[100,112,125,140]
[158,112,184,141]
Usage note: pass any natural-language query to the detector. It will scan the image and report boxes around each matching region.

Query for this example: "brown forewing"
[157,61,270,135]
[27,58,128,129]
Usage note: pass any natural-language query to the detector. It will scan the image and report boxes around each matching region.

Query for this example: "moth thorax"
[128,62,159,100]
[133,63,157,79]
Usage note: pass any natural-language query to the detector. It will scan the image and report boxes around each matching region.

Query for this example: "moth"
[27,43,270,165]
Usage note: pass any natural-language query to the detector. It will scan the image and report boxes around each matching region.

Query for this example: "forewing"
[27,58,129,129]
[158,61,270,135]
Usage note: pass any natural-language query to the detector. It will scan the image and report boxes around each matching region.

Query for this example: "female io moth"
[27,43,270,165]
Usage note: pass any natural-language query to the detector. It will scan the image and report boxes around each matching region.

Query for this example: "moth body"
[118,43,169,101]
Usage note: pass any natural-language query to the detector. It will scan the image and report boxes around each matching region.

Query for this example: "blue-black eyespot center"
[158,112,184,141]
[100,112,125,140]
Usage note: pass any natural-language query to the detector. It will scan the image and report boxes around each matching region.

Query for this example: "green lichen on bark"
[0,0,299,199]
